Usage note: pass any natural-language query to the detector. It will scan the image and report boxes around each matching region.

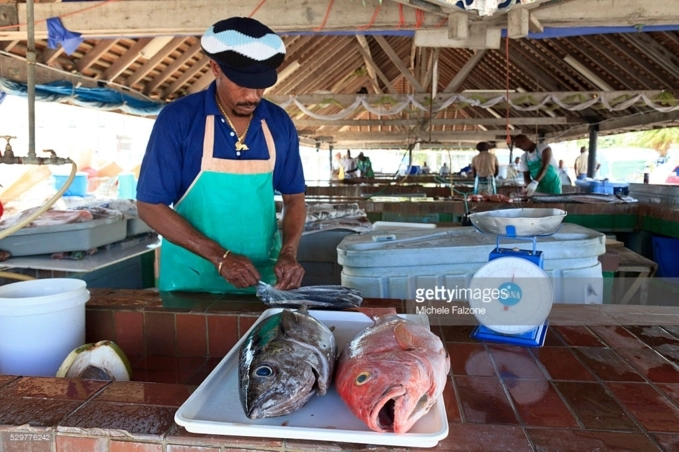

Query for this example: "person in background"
[512,156,521,170]
[421,162,431,174]
[356,152,375,178]
[458,162,473,176]
[439,162,450,175]
[471,141,499,194]
[341,150,358,178]
[574,146,600,180]
[513,134,562,195]
[136,17,306,293]
[332,152,344,179]
[558,159,572,186]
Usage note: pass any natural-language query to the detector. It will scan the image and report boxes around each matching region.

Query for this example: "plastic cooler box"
[337,223,606,304]
[575,179,629,195]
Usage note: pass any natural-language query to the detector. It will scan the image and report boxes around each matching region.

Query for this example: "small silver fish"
[238,306,336,419]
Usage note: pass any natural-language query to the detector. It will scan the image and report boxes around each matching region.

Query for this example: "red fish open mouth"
[371,386,406,432]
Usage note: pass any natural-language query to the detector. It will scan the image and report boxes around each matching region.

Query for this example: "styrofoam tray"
[175,309,449,448]
[0,217,127,256]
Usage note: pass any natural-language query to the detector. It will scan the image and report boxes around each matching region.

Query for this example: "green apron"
[159,116,281,293]
[526,151,562,195]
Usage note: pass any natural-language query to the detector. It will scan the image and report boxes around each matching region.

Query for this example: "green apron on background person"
[159,116,281,293]
[526,152,562,195]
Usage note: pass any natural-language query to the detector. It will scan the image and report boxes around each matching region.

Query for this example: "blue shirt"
[137,82,305,205]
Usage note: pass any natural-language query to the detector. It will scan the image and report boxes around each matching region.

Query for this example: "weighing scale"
[467,209,566,347]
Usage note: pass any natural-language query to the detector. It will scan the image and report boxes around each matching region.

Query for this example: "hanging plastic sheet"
[0,77,164,116]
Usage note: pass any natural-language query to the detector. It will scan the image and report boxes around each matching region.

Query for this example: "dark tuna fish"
[238,307,336,419]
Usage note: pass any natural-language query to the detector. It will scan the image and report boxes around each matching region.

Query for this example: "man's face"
[215,66,264,117]
[513,137,531,152]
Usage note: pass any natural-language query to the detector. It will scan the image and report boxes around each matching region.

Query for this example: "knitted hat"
[201,17,285,89]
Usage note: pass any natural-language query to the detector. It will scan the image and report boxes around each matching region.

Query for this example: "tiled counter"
[0,290,679,451]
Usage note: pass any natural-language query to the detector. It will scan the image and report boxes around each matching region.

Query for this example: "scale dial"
[468,256,553,335]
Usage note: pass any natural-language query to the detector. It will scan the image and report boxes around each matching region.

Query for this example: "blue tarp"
[0,78,164,116]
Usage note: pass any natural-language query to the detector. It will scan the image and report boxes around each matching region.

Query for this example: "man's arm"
[137,201,260,288]
[274,193,306,290]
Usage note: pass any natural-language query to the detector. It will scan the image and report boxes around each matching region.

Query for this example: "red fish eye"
[355,372,371,385]
[254,365,273,377]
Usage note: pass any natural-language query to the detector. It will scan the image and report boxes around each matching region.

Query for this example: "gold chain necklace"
[215,93,253,155]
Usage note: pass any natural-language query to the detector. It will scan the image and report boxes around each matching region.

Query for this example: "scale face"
[468,256,553,335]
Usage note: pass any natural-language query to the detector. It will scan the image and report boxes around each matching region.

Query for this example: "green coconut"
[56,340,132,381]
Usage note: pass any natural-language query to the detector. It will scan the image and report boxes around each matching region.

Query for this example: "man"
[341,150,358,178]
[421,162,431,174]
[574,146,600,180]
[512,156,521,170]
[136,17,306,293]
[439,162,450,175]
[471,142,499,194]
[513,134,562,195]
[356,152,375,178]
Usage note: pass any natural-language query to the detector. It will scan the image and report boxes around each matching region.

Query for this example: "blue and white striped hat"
[201,17,286,89]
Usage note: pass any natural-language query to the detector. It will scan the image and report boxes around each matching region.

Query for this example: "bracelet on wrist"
[217,250,230,274]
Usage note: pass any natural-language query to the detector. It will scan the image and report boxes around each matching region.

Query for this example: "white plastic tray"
[175,309,448,448]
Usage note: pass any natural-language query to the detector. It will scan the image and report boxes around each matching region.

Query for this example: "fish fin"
[279,308,299,333]
[394,322,417,350]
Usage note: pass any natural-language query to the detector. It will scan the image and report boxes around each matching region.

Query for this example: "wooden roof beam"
[76,39,117,74]
[374,35,424,92]
[125,36,185,88]
[144,40,201,95]
[102,37,152,82]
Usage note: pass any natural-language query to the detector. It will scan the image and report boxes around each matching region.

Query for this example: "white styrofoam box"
[628,183,679,206]
[0,217,127,256]
[126,216,153,236]
[337,223,605,304]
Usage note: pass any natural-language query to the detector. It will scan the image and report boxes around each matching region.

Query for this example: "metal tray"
[174,309,448,448]
[468,208,567,237]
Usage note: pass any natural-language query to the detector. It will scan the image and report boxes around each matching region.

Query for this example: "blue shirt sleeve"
[136,102,188,205]
[271,106,305,195]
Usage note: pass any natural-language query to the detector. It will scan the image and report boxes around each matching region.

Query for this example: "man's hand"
[217,252,260,289]
[524,180,539,196]
[274,252,304,290]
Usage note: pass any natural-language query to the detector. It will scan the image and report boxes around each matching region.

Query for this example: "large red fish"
[335,311,450,433]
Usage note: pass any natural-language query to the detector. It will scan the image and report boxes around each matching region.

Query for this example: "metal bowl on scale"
[468,208,567,237]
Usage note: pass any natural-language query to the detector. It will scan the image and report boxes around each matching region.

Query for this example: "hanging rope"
[415,9,425,29]
[249,0,268,17]
[357,4,382,30]
[313,0,335,32]
[396,4,407,28]
[504,36,512,145]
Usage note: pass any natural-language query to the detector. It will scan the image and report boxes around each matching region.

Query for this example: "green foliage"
[623,128,679,155]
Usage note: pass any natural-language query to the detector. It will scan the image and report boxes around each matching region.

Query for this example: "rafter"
[102,37,152,82]
[76,39,117,74]
[125,37,185,88]
[374,35,424,92]
[144,40,201,95]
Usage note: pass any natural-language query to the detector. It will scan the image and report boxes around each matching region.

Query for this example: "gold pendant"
[235,141,249,152]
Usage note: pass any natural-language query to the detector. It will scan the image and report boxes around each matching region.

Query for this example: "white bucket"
[0,279,89,377]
